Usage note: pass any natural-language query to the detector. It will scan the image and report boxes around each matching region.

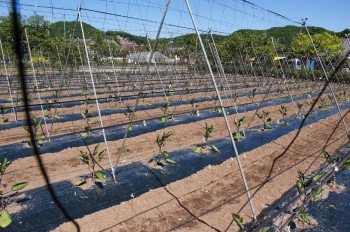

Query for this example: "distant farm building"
[126,51,169,64]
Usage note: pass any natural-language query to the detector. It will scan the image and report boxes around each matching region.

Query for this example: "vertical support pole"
[303,19,349,135]
[251,45,265,77]
[114,0,171,170]
[271,37,298,116]
[184,0,256,220]
[39,48,51,90]
[24,27,50,140]
[209,31,246,137]
[146,35,169,101]
[78,7,117,181]
[106,39,121,97]
[0,39,17,122]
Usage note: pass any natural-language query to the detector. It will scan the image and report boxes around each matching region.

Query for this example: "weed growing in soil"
[0,158,28,228]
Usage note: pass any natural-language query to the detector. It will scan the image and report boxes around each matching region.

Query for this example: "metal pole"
[303,19,349,135]
[0,39,17,122]
[106,39,121,96]
[78,7,117,181]
[146,35,169,101]
[24,27,51,140]
[271,37,298,116]
[184,0,257,220]
[114,0,171,170]
[209,30,246,137]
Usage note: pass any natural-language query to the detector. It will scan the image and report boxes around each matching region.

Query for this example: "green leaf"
[0,210,12,228]
[312,172,324,182]
[165,158,176,164]
[161,151,169,157]
[74,179,87,186]
[232,213,244,230]
[93,144,100,156]
[296,180,304,193]
[323,150,330,161]
[311,188,324,202]
[161,117,166,122]
[35,118,42,129]
[98,149,106,162]
[127,124,133,131]
[79,152,89,165]
[341,158,350,171]
[22,126,30,132]
[54,114,61,119]
[194,146,202,154]
[11,182,29,191]
[0,158,8,173]
[259,227,270,232]
[38,137,44,146]
[95,171,106,182]
[210,145,220,153]
[81,132,89,138]
[81,112,86,120]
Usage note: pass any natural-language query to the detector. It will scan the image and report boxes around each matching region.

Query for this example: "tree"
[291,32,342,60]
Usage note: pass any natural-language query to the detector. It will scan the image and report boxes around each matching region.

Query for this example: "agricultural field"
[0,0,350,231]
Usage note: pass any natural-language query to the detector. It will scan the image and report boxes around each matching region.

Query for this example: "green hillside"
[50,21,102,38]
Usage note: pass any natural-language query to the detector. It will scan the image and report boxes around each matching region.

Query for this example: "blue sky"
[1,0,348,37]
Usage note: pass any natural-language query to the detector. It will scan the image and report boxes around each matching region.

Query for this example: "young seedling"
[203,123,214,146]
[0,105,9,123]
[45,96,60,120]
[278,105,288,125]
[248,88,257,104]
[298,209,310,225]
[233,117,245,141]
[150,130,175,166]
[22,115,46,146]
[0,158,28,228]
[138,92,148,107]
[232,92,239,103]
[107,93,122,109]
[213,95,222,113]
[257,110,272,130]
[296,101,304,118]
[296,171,305,194]
[165,84,173,96]
[189,98,200,116]
[123,104,139,130]
[81,107,95,130]
[232,213,244,231]
[195,123,219,154]
[160,101,172,122]
[78,143,107,184]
